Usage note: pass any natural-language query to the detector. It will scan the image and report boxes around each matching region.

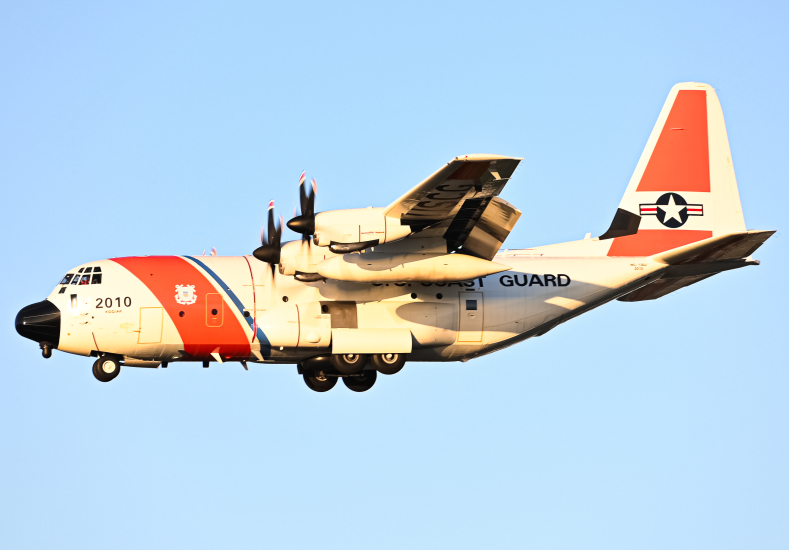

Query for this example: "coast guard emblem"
[175,284,197,305]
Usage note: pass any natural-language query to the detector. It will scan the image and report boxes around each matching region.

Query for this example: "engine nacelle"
[312,207,411,250]
[277,240,340,277]
[316,252,511,283]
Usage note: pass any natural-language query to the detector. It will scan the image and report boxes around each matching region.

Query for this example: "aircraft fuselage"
[39,248,665,365]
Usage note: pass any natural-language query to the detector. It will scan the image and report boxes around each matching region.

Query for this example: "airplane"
[15,82,774,392]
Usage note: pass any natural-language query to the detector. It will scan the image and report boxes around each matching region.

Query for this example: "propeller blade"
[267,200,277,246]
[307,178,317,217]
[287,172,317,236]
[298,171,308,217]
[253,199,282,265]
[211,247,217,256]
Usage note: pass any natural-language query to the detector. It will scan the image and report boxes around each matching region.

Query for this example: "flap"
[332,328,413,354]
[461,197,522,260]
[384,155,521,248]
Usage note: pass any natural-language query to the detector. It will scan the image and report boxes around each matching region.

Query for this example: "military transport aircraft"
[15,82,774,392]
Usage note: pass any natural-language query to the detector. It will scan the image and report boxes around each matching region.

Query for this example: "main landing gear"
[300,354,407,393]
[93,356,121,382]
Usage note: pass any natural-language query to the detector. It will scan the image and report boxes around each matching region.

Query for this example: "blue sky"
[2,1,787,548]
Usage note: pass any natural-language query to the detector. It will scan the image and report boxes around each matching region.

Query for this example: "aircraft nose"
[15,300,61,348]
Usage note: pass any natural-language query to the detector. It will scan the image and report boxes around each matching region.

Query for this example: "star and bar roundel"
[639,192,703,228]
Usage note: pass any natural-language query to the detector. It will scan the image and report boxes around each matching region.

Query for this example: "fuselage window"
[91,273,102,284]
[79,275,90,285]
[466,299,478,311]
[60,274,74,285]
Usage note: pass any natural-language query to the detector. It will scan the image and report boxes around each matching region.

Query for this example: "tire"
[343,370,377,392]
[303,371,337,392]
[331,353,368,375]
[93,357,121,382]
[371,353,406,375]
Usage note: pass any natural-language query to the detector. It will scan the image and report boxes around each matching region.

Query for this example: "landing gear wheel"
[343,370,377,392]
[331,353,368,375]
[371,353,406,375]
[303,371,337,392]
[93,357,121,382]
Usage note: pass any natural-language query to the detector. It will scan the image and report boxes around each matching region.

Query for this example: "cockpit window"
[78,268,84,273]
[91,273,102,284]
[70,275,80,285]
[79,275,90,285]
[60,274,74,285]
[84,267,93,273]
[93,267,101,272]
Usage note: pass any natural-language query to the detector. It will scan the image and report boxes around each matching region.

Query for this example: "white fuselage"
[45,240,666,366]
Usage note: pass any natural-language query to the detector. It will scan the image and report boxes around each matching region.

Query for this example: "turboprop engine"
[304,207,412,253]
[277,239,339,280]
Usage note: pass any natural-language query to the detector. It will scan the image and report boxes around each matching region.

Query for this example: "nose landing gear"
[92,356,122,382]
[40,342,53,359]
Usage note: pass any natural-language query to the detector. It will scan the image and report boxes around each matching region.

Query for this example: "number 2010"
[96,297,131,308]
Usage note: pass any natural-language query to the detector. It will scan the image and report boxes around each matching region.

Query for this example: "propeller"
[253,200,283,277]
[287,171,317,241]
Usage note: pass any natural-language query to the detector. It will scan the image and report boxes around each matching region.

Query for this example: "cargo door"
[138,307,163,344]
[206,293,224,327]
[457,292,483,342]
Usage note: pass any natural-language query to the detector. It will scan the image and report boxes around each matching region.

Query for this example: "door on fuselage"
[457,292,483,342]
[138,307,163,344]
[206,293,223,327]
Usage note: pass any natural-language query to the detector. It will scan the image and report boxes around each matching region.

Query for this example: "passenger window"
[79,275,90,285]
[466,299,478,311]
[91,273,102,284]
[84,267,93,273]
[60,274,74,285]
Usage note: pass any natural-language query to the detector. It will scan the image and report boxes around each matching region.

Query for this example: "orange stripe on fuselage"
[607,230,712,256]
[112,256,251,359]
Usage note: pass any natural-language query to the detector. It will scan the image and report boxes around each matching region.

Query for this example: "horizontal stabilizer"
[652,230,774,265]
[618,274,715,302]
[619,230,774,302]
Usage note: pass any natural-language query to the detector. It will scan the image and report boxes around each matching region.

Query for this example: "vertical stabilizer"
[602,83,746,256]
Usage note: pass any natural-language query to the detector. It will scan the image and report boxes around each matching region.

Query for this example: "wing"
[384,154,522,258]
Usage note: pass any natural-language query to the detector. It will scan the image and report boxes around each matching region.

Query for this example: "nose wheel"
[93,357,121,382]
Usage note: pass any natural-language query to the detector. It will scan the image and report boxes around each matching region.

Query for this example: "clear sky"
[2,1,787,548]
